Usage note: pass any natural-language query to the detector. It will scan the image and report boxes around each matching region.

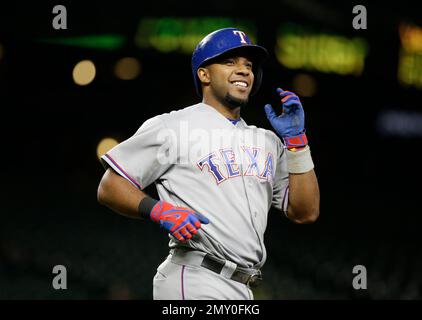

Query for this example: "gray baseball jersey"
[101,102,289,270]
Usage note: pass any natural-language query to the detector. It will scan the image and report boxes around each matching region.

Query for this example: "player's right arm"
[97,116,209,241]
[97,116,167,220]
[97,167,209,240]
[97,167,147,219]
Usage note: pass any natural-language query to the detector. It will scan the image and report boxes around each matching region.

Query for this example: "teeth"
[233,81,247,87]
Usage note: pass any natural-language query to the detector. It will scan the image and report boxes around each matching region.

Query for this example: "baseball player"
[97,28,320,300]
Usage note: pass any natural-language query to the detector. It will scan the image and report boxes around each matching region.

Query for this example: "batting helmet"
[192,28,268,97]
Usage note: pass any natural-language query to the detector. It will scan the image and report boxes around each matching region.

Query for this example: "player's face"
[205,55,255,108]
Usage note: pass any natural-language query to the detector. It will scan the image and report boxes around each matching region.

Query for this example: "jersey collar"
[199,103,248,128]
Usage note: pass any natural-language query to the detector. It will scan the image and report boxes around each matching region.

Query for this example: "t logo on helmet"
[233,30,248,44]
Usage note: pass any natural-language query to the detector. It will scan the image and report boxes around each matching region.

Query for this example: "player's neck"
[202,97,241,120]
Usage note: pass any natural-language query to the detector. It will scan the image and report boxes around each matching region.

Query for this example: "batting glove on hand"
[264,88,308,149]
[149,201,209,241]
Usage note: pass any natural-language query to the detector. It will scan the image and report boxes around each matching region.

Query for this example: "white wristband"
[285,145,314,173]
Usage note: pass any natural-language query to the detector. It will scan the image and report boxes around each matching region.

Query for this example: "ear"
[197,67,210,85]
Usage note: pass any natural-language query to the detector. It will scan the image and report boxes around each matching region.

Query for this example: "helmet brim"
[198,44,268,68]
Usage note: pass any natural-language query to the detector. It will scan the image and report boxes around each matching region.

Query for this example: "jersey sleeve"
[100,115,174,190]
[271,137,289,216]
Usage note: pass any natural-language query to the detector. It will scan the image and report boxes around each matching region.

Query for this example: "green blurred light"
[276,23,368,76]
[398,24,422,89]
[37,34,125,50]
[398,50,422,88]
[135,17,256,54]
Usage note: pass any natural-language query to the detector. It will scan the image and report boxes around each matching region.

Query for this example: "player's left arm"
[265,88,320,224]
[286,169,320,224]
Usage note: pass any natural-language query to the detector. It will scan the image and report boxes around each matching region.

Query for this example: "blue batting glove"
[150,201,210,242]
[264,88,308,149]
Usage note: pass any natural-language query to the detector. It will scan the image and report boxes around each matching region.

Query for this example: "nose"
[234,63,251,77]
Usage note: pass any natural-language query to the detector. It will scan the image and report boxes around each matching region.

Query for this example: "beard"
[223,92,249,109]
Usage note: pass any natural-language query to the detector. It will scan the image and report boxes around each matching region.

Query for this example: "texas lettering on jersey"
[196,146,275,185]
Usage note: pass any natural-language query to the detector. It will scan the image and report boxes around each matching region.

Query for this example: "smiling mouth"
[231,81,249,89]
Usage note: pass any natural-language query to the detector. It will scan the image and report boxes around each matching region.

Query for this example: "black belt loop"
[200,253,262,288]
[200,254,225,274]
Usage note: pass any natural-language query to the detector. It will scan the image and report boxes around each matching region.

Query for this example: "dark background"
[0,0,421,299]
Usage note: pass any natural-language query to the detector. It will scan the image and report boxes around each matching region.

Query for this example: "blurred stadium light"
[398,23,422,89]
[292,73,317,97]
[377,110,422,137]
[97,137,119,160]
[276,23,368,75]
[37,34,126,51]
[114,57,141,80]
[134,17,256,54]
[73,60,96,86]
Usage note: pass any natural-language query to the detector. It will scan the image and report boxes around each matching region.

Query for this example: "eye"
[223,58,235,65]
[246,62,253,69]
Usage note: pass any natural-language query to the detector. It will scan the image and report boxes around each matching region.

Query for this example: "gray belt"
[170,248,262,288]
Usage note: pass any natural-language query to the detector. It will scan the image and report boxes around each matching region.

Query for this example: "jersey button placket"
[237,132,254,218]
